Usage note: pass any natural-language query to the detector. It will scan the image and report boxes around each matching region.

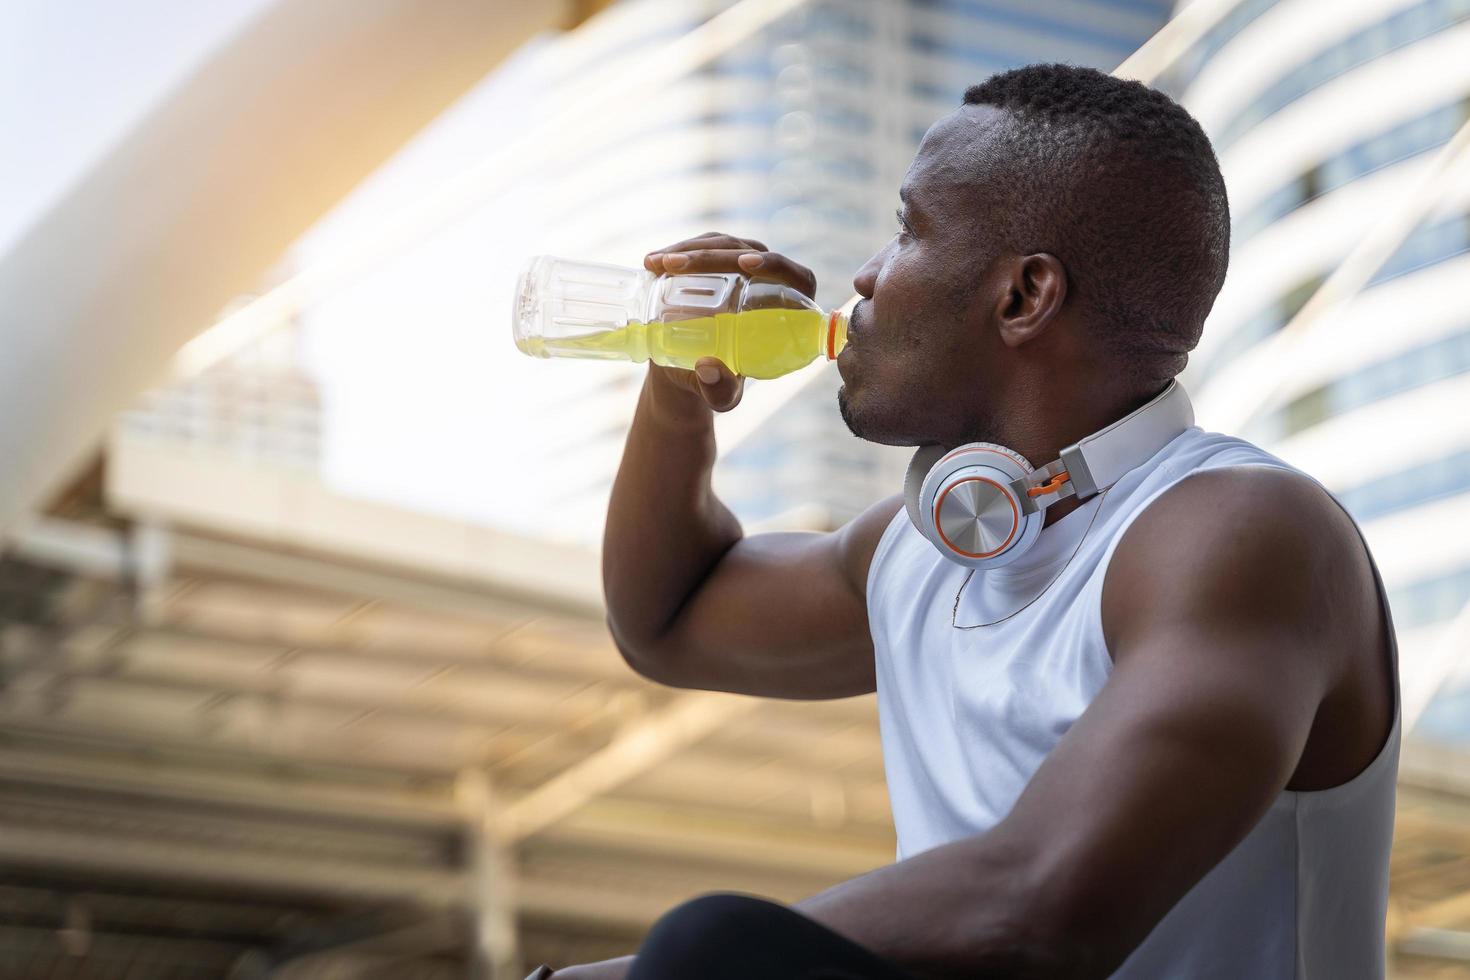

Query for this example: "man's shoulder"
[1102,463,1381,662]
[1128,463,1357,556]
[1103,462,1395,793]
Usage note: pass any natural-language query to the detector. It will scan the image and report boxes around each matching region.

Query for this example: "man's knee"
[637,893,792,972]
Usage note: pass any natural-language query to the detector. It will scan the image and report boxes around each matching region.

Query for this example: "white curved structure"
[1167,0,1470,731]
[0,0,564,535]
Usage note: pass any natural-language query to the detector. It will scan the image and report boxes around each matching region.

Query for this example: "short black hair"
[962,64,1229,383]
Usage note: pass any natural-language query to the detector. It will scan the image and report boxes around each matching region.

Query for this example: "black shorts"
[627,893,919,980]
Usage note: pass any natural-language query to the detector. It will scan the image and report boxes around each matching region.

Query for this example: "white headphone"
[904,381,1194,569]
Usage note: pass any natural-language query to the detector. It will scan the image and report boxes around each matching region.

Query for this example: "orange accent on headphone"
[1026,471,1070,499]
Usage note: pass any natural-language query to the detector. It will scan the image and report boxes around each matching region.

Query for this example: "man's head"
[836,64,1229,450]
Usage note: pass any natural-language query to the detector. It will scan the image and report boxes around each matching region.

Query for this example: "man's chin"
[836,385,864,440]
[837,386,928,448]
[837,386,897,445]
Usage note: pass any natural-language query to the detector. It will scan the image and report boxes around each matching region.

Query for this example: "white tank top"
[867,427,1400,979]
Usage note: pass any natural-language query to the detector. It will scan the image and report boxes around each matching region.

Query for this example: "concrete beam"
[5,517,129,580]
[268,917,466,979]
[0,743,459,831]
[499,692,757,842]
[0,820,466,908]
[109,439,605,618]
[167,522,603,622]
[0,740,890,883]
[543,797,892,879]
[0,704,892,828]
[0,713,458,779]
[0,816,856,933]
[1397,927,1470,962]
[10,659,619,733]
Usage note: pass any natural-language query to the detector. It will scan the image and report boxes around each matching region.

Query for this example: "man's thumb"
[693,358,744,412]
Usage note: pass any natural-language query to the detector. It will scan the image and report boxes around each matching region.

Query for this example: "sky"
[0,0,276,256]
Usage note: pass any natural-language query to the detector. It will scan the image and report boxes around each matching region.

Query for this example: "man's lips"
[836,304,863,374]
[845,302,870,348]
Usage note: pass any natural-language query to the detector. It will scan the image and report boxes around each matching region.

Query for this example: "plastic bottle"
[512,255,849,380]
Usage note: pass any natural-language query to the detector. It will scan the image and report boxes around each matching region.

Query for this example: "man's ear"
[994,253,1067,348]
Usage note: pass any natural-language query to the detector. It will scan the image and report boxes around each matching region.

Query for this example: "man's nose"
[852,248,883,299]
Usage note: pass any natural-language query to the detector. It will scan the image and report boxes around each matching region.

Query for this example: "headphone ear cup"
[913,443,1043,568]
[905,445,950,534]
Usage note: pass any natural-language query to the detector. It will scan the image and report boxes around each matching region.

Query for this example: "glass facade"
[908,32,1033,72]
[1198,273,1323,383]
[480,0,1174,533]
[1201,210,1470,384]
[904,0,1171,104]
[1171,0,1470,677]
[911,0,1149,52]
[1369,211,1470,285]
[1158,0,1277,95]
[1336,446,1470,526]
[700,0,1172,526]
[1264,319,1470,440]
[1233,97,1470,246]
[1390,563,1470,631]
[1216,0,1470,148]
[1417,668,1470,739]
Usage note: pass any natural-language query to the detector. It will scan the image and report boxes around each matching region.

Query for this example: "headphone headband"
[1059,380,1194,500]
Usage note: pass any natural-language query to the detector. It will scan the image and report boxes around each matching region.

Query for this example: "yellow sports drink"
[513,255,849,380]
[524,308,849,380]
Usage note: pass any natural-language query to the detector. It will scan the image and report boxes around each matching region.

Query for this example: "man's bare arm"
[790,468,1384,978]
[603,232,902,699]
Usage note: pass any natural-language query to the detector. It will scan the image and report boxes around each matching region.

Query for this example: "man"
[549,65,1397,979]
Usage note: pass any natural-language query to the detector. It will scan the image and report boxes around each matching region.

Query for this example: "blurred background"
[1,0,1468,976]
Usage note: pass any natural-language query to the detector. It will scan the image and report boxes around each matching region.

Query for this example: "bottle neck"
[825,309,849,361]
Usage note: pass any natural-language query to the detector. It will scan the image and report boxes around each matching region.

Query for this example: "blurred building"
[122,314,323,476]
[1,321,895,977]
[511,0,1175,305]
[708,0,1179,526]
[4,241,901,975]
[1162,2,1470,970]
[295,0,1173,540]
[1165,0,1470,724]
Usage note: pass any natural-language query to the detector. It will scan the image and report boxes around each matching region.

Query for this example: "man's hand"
[603,225,889,698]
[545,955,632,980]
[641,231,818,415]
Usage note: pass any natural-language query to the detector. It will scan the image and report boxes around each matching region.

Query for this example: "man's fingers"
[688,231,768,251]
[647,234,747,258]
[651,360,745,413]
[648,248,816,297]
[693,358,744,412]
[644,232,767,271]
[735,251,818,298]
[641,231,814,298]
[659,248,754,271]
[680,231,768,251]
